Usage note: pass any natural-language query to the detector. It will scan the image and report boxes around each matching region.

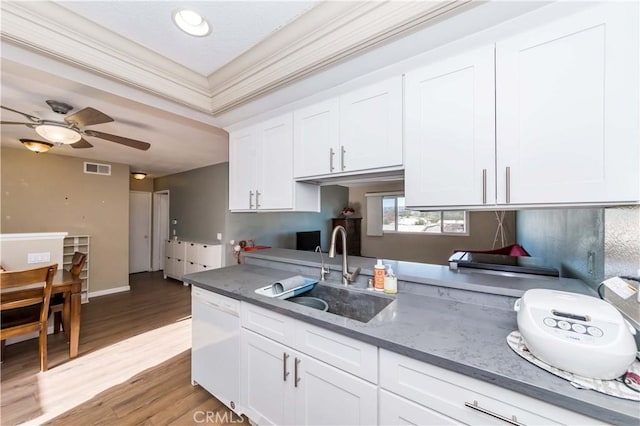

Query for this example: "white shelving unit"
[63,235,90,303]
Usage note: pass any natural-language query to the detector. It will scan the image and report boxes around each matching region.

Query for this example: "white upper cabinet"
[229,113,320,212]
[258,115,295,210]
[293,99,340,178]
[229,126,259,211]
[338,76,403,173]
[405,46,496,208]
[495,3,639,205]
[293,76,403,179]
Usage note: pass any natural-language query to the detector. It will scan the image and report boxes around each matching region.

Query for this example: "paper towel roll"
[273,275,306,294]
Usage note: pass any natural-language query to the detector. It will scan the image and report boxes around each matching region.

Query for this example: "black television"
[296,230,321,251]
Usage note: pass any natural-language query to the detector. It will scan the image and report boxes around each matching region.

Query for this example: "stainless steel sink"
[289,284,394,323]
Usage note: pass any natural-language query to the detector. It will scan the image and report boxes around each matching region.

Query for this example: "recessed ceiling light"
[173,9,211,37]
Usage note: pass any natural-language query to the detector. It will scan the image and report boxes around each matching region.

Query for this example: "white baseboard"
[88,285,130,299]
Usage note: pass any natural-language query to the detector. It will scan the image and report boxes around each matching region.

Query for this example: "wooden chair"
[0,263,58,371]
[52,252,86,336]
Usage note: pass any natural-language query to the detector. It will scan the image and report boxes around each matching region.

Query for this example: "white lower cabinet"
[164,240,222,282]
[241,329,377,426]
[379,349,602,426]
[379,389,460,426]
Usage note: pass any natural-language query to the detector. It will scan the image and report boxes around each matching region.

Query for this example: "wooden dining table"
[52,269,82,358]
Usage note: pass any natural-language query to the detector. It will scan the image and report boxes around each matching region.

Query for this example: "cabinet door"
[379,389,461,426]
[257,114,294,210]
[163,256,174,277]
[164,239,174,258]
[405,46,495,208]
[496,3,639,205]
[294,353,377,426]
[241,330,294,426]
[229,126,259,210]
[198,244,221,269]
[339,76,403,173]
[293,99,340,178]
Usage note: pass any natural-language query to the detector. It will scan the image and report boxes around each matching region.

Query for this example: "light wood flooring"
[1,271,249,426]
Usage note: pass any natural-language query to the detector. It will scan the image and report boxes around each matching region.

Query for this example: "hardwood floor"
[1,272,249,425]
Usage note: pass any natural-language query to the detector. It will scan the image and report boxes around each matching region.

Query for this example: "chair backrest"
[1,264,58,324]
[69,252,87,277]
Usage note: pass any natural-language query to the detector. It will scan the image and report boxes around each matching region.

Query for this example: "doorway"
[152,190,170,271]
[129,191,152,273]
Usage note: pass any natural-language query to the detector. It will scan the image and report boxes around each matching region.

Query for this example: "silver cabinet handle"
[249,190,254,209]
[482,169,487,204]
[255,190,261,209]
[294,357,301,387]
[329,148,335,172]
[505,166,511,204]
[340,146,346,171]
[283,352,290,382]
[464,401,524,426]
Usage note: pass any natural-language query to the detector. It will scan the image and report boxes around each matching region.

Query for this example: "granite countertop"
[183,255,637,425]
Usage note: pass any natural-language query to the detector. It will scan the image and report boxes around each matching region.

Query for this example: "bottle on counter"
[384,265,397,294]
[374,259,386,291]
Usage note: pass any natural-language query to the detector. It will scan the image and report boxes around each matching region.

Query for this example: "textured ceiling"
[55,1,317,76]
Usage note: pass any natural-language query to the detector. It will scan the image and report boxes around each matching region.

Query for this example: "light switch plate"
[217,233,222,240]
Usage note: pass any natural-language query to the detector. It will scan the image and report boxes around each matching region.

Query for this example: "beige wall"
[349,183,516,265]
[0,147,130,293]
[130,176,153,192]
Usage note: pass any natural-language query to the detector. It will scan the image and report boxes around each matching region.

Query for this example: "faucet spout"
[329,225,358,285]
[315,245,329,281]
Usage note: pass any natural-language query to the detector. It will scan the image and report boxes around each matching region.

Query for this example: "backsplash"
[517,206,640,290]
[516,208,604,288]
[604,206,640,279]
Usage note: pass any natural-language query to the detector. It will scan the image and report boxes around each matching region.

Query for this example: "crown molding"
[1,1,212,112]
[206,0,473,115]
[1,0,473,117]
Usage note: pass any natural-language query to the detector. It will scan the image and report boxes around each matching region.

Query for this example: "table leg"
[63,291,71,342]
[69,291,81,358]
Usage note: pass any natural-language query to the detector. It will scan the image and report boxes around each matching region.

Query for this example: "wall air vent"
[84,162,111,176]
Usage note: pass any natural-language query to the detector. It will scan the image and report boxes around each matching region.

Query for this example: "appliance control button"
[587,326,603,337]
[543,317,557,327]
[557,320,571,330]
[571,323,587,334]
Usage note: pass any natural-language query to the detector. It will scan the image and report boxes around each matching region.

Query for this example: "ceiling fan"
[1,100,151,153]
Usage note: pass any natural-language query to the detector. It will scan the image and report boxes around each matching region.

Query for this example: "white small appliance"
[514,289,638,380]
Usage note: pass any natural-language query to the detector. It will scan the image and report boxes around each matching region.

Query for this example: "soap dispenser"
[374,259,385,291]
[384,265,397,294]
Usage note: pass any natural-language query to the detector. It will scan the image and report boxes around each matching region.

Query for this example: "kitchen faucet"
[328,225,361,285]
[314,245,330,281]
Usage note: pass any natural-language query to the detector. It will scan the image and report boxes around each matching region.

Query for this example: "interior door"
[153,191,169,271]
[129,191,152,273]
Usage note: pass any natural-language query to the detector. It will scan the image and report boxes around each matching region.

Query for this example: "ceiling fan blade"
[0,121,36,127]
[65,107,113,127]
[1,105,42,123]
[83,130,150,151]
[71,138,93,149]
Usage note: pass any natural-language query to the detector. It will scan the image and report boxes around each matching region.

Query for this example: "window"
[382,196,467,234]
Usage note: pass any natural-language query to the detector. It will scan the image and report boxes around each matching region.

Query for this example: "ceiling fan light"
[35,124,81,144]
[173,9,211,37]
[131,172,147,180]
[20,139,53,154]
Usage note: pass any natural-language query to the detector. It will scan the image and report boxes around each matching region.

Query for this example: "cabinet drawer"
[379,389,461,426]
[198,244,221,269]
[241,302,295,346]
[379,350,601,425]
[295,321,377,383]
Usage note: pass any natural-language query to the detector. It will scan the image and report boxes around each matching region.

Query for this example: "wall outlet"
[217,232,222,240]
[27,252,50,264]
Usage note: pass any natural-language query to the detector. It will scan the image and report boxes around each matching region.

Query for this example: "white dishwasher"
[192,286,243,415]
